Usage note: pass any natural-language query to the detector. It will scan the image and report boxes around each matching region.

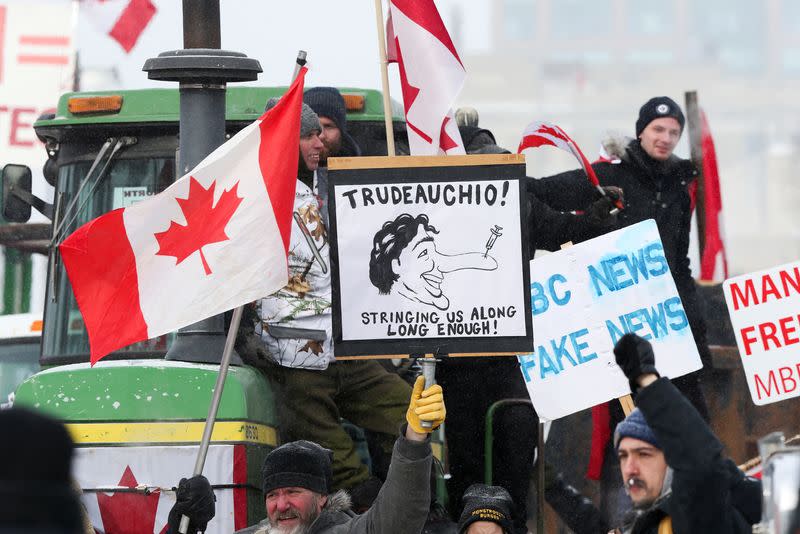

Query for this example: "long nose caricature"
[369,214,499,310]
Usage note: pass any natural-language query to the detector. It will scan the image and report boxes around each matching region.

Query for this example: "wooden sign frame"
[327,154,533,358]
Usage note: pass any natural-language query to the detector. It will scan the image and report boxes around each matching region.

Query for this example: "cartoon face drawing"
[369,214,498,310]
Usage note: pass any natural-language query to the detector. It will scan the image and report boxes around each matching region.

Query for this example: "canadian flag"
[60,69,306,364]
[518,120,601,187]
[387,0,465,155]
[82,0,156,53]
[694,109,728,282]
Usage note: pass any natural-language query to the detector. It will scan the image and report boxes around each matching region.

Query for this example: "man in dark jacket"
[436,122,621,531]
[530,97,710,420]
[610,333,757,533]
[168,375,444,534]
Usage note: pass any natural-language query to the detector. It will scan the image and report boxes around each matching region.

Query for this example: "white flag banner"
[519,220,703,420]
[74,444,244,534]
[388,0,466,155]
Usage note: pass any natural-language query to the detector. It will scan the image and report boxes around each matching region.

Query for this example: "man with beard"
[529,334,761,534]
[303,87,361,222]
[167,375,445,534]
[610,333,760,533]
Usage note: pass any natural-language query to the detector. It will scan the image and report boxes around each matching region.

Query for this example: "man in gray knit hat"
[265,97,325,182]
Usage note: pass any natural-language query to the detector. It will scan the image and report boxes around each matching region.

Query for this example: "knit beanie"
[457,484,515,534]
[635,96,685,137]
[262,440,333,495]
[614,408,660,450]
[265,97,321,138]
[304,87,348,134]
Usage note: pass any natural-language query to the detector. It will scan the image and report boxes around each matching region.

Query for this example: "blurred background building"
[443,0,800,276]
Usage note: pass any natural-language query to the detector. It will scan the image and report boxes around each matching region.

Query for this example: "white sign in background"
[334,179,527,342]
[0,1,75,168]
[723,260,800,405]
[519,220,702,420]
[74,444,242,534]
[1,1,76,312]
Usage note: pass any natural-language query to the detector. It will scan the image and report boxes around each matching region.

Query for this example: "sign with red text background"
[0,1,75,169]
[724,260,800,405]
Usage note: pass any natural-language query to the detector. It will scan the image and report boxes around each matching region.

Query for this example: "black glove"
[601,186,624,208]
[167,475,216,534]
[613,333,659,392]
[586,195,616,226]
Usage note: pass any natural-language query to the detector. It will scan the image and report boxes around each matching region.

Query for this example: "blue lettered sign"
[519,219,702,420]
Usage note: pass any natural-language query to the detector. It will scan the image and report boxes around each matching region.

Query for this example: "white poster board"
[328,155,533,356]
[74,444,244,534]
[723,260,800,405]
[1,1,76,312]
[519,219,702,420]
[0,1,75,169]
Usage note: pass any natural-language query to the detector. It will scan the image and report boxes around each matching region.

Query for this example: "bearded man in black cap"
[168,375,445,534]
[531,96,711,419]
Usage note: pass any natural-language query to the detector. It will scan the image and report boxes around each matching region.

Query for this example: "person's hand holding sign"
[406,376,446,440]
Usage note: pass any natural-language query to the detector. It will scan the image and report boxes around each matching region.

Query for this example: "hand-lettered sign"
[327,154,533,357]
[723,260,800,405]
[519,219,702,420]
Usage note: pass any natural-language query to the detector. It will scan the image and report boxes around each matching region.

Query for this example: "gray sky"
[77,0,490,92]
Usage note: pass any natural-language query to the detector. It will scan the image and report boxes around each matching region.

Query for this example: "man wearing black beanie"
[531,96,710,418]
[530,96,713,524]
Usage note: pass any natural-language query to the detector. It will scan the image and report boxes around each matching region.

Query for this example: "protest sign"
[723,260,800,405]
[327,154,532,357]
[519,219,702,420]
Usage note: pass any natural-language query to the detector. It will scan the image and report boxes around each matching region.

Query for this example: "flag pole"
[684,90,706,255]
[178,51,307,533]
[374,0,396,156]
[178,305,243,533]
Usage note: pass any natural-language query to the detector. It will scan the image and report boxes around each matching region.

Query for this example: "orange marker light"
[68,95,123,115]
[342,93,365,112]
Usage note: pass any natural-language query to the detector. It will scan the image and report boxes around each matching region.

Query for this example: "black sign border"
[327,160,533,357]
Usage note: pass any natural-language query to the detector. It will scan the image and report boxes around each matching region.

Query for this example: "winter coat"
[543,378,759,534]
[620,377,756,534]
[524,177,614,252]
[234,432,432,534]
[530,138,711,367]
[255,178,334,370]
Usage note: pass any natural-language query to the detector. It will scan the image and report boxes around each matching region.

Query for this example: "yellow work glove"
[406,376,446,433]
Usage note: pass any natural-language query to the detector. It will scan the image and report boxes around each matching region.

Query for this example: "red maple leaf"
[395,38,433,144]
[155,176,243,275]
[439,116,459,152]
[97,465,161,534]
[535,124,570,144]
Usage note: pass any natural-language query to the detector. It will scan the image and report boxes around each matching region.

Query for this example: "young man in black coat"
[530,97,710,420]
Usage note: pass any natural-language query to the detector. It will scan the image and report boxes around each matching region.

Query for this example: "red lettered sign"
[0,1,74,167]
[724,261,800,405]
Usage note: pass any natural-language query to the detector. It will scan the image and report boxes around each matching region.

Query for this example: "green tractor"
[4,86,436,533]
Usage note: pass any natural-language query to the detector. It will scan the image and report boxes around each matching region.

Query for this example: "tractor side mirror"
[1,164,33,223]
